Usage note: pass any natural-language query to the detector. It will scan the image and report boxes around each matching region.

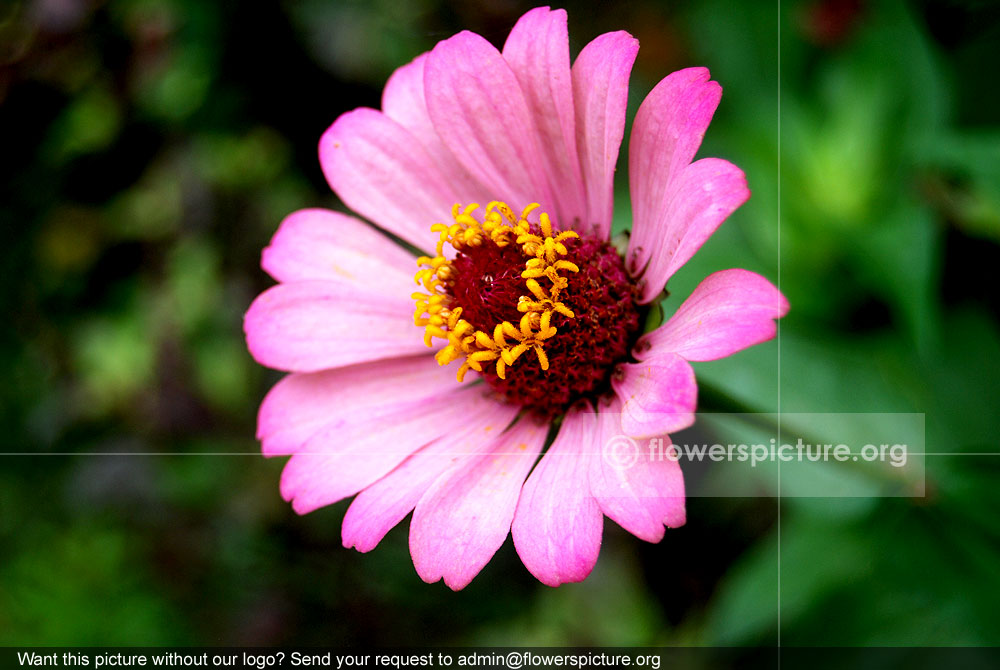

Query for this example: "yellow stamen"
[534,345,549,370]
[411,201,580,381]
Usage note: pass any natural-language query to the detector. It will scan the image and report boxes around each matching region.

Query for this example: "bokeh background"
[2,0,999,647]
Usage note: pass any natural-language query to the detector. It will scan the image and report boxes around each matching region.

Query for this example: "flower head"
[245,6,788,589]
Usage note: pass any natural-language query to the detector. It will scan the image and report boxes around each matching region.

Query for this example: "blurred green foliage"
[1,0,998,649]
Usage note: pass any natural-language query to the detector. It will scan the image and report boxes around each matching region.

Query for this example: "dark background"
[2,0,999,646]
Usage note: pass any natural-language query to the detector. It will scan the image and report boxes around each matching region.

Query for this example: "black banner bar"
[5,647,1000,670]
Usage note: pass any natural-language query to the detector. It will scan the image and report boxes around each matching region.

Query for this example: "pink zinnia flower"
[245,7,788,589]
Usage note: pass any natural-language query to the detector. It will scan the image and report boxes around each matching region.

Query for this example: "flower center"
[412,202,641,417]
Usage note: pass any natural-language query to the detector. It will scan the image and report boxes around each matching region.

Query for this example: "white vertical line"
[776,0,783,657]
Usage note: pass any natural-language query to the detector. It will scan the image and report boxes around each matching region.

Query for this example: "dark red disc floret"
[446,234,641,418]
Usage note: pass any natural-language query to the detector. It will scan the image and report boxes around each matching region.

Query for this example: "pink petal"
[319,108,460,251]
[632,158,750,303]
[257,354,457,457]
[382,53,489,207]
[342,399,519,553]
[409,418,548,590]
[571,31,639,239]
[244,280,425,373]
[611,352,697,439]
[589,398,686,542]
[628,68,721,242]
[627,68,728,290]
[639,269,789,361]
[424,31,552,220]
[502,7,587,231]
[279,386,500,515]
[261,208,415,292]
[511,405,603,587]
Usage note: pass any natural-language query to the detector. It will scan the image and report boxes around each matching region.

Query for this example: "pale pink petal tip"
[627,66,753,300]
[243,280,424,373]
[633,158,750,303]
[409,419,548,590]
[423,30,551,215]
[590,402,686,542]
[502,6,587,232]
[572,30,639,238]
[641,269,789,362]
[381,52,489,207]
[261,208,415,290]
[340,399,519,553]
[317,107,458,251]
[256,354,453,458]
[512,406,603,587]
[278,386,503,516]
